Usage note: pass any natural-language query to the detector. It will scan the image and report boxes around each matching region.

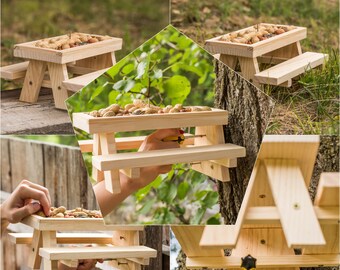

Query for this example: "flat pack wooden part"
[8,232,113,245]
[39,246,157,260]
[0,61,29,80]
[314,172,340,206]
[185,255,340,269]
[47,62,69,110]
[205,24,307,58]
[21,215,144,231]
[171,226,223,257]
[72,109,228,134]
[78,133,195,153]
[264,158,325,247]
[259,135,320,186]
[92,144,246,171]
[255,52,328,85]
[62,68,109,92]
[13,33,122,64]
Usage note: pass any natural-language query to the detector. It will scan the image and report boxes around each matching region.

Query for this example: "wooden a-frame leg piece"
[43,258,58,270]
[100,132,121,193]
[219,54,238,70]
[47,63,69,110]
[20,60,47,103]
[92,134,104,182]
[28,229,43,269]
[238,57,260,87]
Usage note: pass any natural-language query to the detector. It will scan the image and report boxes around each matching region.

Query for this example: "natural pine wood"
[47,63,69,110]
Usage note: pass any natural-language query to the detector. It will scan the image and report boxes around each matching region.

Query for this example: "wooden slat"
[47,62,69,110]
[171,226,223,257]
[39,246,157,260]
[8,232,113,245]
[62,68,109,92]
[264,159,325,247]
[72,109,228,134]
[186,255,340,269]
[314,172,340,206]
[21,215,144,231]
[255,52,328,85]
[0,61,29,80]
[245,206,339,225]
[92,144,246,171]
[78,134,195,153]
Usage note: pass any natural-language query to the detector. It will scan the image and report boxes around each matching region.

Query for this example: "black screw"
[260,239,266,244]
[58,86,61,90]
[259,194,266,198]
[29,81,33,85]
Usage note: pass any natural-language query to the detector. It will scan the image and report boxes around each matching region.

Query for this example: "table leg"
[42,231,57,247]
[219,54,238,70]
[43,258,58,270]
[100,132,121,193]
[265,41,302,59]
[20,60,47,103]
[238,57,260,87]
[47,63,69,110]
[92,134,105,182]
[28,229,43,269]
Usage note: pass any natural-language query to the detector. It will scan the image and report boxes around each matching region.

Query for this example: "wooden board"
[171,226,223,257]
[39,246,157,260]
[72,109,228,134]
[21,215,144,231]
[259,135,320,186]
[185,255,340,269]
[92,144,246,171]
[62,68,109,92]
[205,24,307,58]
[13,33,122,64]
[314,172,340,206]
[8,232,113,245]
[0,61,29,80]
[255,52,328,85]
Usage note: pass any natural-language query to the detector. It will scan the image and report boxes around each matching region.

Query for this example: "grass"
[171,0,339,134]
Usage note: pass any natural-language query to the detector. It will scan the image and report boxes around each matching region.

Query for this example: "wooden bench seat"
[62,68,109,92]
[255,52,328,86]
[0,61,29,80]
[8,232,113,245]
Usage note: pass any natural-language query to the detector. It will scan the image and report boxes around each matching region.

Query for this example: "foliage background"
[172,0,339,135]
[67,25,222,224]
[1,0,169,89]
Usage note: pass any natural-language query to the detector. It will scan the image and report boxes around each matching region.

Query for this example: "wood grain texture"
[72,109,228,134]
[314,172,340,206]
[238,56,260,87]
[185,254,339,269]
[264,158,325,247]
[0,61,29,80]
[1,88,73,134]
[39,246,157,260]
[47,63,69,109]
[255,52,328,85]
[92,144,246,171]
[19,59,46,103]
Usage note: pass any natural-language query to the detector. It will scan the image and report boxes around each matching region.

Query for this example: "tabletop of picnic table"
[1,88,74,134]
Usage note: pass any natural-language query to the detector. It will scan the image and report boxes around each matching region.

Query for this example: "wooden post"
[19,60,46,103]
[28,229,42,269]
[47,63,69,110]
[238,57,260,87]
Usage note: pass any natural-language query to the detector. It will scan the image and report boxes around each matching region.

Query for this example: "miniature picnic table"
[205,23,328,87]
[9,215,156,270]
[2,33,122,110]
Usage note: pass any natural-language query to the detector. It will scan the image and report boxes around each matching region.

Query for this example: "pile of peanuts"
[36,206,102,218]
[35,33,112,50]
[88,99,212,117]
[220,24,296,44]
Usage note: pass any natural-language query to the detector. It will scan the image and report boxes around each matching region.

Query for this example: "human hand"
[130,128,180,189]
[0,180,51,223]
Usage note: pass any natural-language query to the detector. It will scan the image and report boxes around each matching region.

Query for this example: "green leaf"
[206,214,221,225]
[136,58,150,79]
[177,181,190,200]
[191,207,206,225]
[157,181,177,204]
[121,63,135,75]
[123,79,135,92]
[153,68,163,79]
[163,75,191,104]
[137,198,156,215]
[113,80,126,90]
[89,85,104,102]
[202,191,219,208]
[108,91,119,104]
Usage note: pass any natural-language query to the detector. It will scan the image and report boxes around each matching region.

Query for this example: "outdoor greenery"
[172,0,339,135]
[67,25,221,224]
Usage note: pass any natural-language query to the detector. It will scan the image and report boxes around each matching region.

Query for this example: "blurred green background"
[1,0,169,65]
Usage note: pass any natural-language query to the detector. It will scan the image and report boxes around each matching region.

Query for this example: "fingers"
[20,180,52,205]
[149,128,180,141]
[18,184,51,216]
[10,202,41,223]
